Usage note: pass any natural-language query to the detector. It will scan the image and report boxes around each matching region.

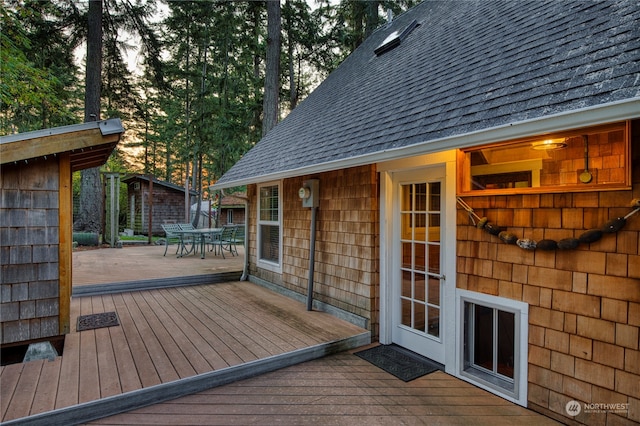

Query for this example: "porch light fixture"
[530,138,567,151]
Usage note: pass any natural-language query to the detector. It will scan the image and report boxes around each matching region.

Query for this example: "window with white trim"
[257,182,281,270]
[458,290,528,406]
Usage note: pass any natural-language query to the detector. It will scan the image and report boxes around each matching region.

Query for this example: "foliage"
[0,1,81,133]
[5,0,418,199]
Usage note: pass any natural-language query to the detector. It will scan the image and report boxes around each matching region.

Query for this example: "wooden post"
[148,175,153,244]
[58,153,72,335]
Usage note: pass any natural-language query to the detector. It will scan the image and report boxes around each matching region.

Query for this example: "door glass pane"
[414,242,426,271]
[401,185,413,211]
[474,305,494,371]
[414,272,426,302]
[428,213,441,238]
[428,276,440,306]
[415,183,427,211]
[414,302,426,332]
[427,243,440,275]
[401,270,412,298]
[427,306,440,337]
[402,242,412,269]
[401,299,412,327]
[401,213,412,240]
[415,213,427,240]
[498,310,515,379]
[428,182,440,211]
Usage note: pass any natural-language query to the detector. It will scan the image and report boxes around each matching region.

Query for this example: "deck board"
[88,353,560,426]
[131,291,196,379]
[0,363,22,418]
[79,330,100,404]
[142,290,212,375]
[111,292,162,388]
[100,294,141,393]
[1,281,367,423]
[29,356,61,415]
[155,288,237,369]
[55,331,79,409]
[3,360,42,420]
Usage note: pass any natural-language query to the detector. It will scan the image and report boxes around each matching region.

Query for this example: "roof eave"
[211,97,640,191]
[0,118,125,170]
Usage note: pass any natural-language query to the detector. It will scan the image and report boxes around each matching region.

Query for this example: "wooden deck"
[89,351,560,426]
[1,281,369,425]
[2,246,559,425]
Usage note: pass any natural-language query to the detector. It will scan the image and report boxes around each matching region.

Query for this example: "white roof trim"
[211,97,640,190]
[0,118,124,143]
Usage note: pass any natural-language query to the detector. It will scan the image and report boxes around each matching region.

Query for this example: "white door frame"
[378,151,457,374]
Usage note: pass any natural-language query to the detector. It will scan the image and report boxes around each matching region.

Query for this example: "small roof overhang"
[0,118,124,172]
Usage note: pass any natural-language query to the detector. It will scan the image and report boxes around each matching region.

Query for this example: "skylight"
[374,19,419,56]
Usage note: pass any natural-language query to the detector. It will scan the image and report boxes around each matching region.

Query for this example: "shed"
[189,192,246,228]
[121,175,196,236]
[0,118,124,347]
[212,1,640,424]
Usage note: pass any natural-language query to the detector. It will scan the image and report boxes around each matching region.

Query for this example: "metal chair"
[160,224,183,256]
[210,225,236,259]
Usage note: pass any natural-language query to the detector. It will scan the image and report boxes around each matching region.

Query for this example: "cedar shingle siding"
[1,159,60,344]
[457,122,640,422]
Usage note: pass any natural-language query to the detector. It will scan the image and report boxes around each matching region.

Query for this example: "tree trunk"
[75,0,103,234]
[262,0,281,136]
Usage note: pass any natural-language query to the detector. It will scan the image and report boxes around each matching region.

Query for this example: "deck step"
[72,272,242,297]
[3,332,371,426]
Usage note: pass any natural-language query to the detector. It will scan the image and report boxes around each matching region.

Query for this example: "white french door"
[391,167,448,364]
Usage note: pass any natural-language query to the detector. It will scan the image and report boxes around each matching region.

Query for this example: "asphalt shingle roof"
[215,0,640,188]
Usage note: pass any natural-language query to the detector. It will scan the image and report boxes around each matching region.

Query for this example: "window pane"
[259,185,279,221]
[498,310,515,379]
[259,224,279,262]
[474,305,494,372]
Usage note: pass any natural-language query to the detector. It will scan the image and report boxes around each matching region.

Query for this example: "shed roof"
[121,174,198,196]
[0,118,124,172]
[213,0,640,189]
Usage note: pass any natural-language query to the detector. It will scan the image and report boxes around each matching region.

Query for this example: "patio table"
[176,228,222,259]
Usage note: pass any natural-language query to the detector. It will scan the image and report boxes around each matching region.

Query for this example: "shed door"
[392,167,446,364]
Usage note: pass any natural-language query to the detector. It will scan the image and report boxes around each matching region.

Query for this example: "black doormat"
[355,344,442,382]
[77,312,119,331]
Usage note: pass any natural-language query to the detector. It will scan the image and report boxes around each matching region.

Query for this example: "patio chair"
[177,223,197,254]
[161,224,183,256]
[210,225,236,259]
[229,225,244,256]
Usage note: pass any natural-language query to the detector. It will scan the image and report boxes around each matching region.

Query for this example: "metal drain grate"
[77,312,119,331]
